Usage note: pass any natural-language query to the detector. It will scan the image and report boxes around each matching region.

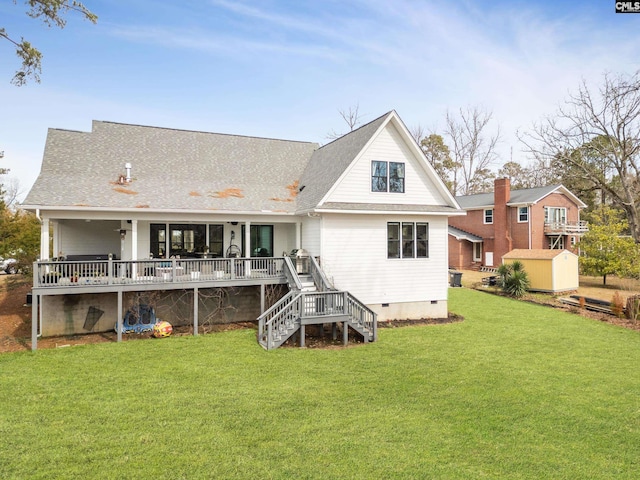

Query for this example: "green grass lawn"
[1,288,639,479]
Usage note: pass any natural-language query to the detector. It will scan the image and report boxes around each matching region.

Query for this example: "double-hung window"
[372,161,405,193]
[518,206,529,222]
[484,209,494,224]
[388,222,429,259]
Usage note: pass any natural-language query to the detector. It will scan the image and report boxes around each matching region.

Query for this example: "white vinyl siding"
[326,123,445,205]
[301,215,322,257]
[320,213,448,305]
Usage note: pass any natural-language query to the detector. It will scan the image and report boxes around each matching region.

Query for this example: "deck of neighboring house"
[30,255,377,351]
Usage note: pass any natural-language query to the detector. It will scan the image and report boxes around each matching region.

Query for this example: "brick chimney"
[493,178,512,262]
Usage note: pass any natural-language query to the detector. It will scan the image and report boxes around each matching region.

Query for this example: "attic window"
[372,161,405,193]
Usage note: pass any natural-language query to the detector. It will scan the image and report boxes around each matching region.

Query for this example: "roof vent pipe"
[125,163,132,182]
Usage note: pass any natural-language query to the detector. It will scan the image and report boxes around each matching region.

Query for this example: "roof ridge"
[92,120,318,145]
[456,183,563,199]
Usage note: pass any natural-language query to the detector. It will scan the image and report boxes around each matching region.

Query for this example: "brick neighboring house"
[448,178,588,269]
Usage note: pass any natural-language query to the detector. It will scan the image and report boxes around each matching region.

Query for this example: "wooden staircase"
[257,258,377,350]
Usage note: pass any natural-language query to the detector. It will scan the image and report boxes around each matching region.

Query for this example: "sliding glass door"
[241,225,273,257]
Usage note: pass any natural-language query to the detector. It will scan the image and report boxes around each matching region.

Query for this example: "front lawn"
[1,288,639,479]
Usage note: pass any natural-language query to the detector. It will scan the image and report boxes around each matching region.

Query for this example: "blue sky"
[1,0,639,201]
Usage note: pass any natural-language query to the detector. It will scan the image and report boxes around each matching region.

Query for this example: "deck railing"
[258,289,378,349]
[257,291,300,350]
[309,256,333,292]
[346,292,377,341]
[544,221,588,235]
[34,257,286,288]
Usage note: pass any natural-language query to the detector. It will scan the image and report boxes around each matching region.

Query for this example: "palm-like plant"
[497,260,530,297]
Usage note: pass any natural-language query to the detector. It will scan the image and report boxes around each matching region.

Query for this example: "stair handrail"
[283,256,303,291]
[346,292,377,341]
[257,291,302,349]
[309,256,333,292]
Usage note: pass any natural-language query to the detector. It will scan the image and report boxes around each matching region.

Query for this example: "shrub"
[611,291,624,318]
[626,295,640,324]
[497,261,530,298]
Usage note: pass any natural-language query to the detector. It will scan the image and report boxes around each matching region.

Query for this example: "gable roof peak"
[318,110,395,150]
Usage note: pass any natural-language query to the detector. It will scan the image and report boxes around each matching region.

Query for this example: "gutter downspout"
[528,205,532,250]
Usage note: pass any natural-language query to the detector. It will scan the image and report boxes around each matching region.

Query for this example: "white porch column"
[52,221,59,258]
[131,220,138,260]
[244,221,251,256]
[40,217,50,260]
[296,222,302,250]
[244,221,251,276]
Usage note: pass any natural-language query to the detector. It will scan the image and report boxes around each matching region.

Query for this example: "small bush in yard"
[497,260,530,298]
[579,296,586,309]
[625,295,640,323]
[611,291,624,318]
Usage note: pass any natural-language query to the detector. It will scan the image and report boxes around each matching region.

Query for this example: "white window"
[484,209,493,224]
[387,222,428,259]
[518,206,529,222]
[545,207,567,224]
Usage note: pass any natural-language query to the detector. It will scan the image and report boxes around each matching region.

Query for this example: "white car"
[0,257,17,274]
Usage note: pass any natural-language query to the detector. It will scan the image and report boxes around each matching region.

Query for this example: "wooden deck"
[33,257,288,294]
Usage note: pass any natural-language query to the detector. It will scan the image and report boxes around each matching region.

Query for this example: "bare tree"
[444,106,500,195]
[409,124,426,144]
[2,178,22,209]
[326,104,363,140]
[520,71,640,242]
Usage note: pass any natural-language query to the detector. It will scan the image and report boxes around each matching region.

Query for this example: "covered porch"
[38,214,305,266]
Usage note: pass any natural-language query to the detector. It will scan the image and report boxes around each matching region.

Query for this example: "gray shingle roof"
[455,184,578,209]
[448,226,482,242]
[296,112,392,212]
[24,112,464,216]
[23,121,318,213]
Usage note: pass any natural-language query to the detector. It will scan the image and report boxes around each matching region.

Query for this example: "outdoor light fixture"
[230,230,235,240]
[120,229,127,240]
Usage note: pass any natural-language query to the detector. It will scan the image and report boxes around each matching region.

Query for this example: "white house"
[22,111,464,349]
